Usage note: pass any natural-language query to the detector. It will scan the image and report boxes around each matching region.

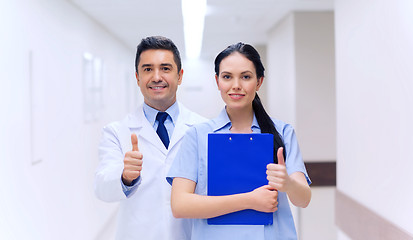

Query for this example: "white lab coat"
[95,102,207,240]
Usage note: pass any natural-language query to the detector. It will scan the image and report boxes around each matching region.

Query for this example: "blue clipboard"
[207,133,274,225]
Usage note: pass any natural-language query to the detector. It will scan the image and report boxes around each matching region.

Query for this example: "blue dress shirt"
[121,102,179,196]
[167,108,311,240]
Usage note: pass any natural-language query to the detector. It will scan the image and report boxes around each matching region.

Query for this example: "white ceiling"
[68,0,334,59]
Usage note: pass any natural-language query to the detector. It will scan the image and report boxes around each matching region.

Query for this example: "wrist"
[121,174,133,186]
[284,177,296,195]
[241,192,253,210]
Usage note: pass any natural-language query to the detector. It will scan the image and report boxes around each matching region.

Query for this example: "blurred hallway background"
[1,0,412,239]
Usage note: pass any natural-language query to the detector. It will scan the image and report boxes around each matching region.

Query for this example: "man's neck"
[144,100,176,112]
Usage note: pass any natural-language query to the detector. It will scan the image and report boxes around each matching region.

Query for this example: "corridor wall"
[335,0,413,238]
[266,12,337,240]
[0,0,137,239]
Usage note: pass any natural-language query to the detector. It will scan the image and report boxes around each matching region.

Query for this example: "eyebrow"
[140,64,152,69]
[160,63,173,68]
[220,71,232,75]
[140,63,173,68]
[220,70,254,75]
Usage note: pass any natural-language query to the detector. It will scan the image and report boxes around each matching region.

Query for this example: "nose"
[232,78,241,90]
[153,69,162,82]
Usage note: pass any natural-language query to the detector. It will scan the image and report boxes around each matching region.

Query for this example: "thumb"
[263,184,276,191]
[277,147,285,165]
[131,133,139,151]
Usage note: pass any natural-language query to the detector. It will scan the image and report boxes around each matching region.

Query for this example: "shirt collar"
[251,114,260,130]
[143,101,179,126]
[212,107,261,132]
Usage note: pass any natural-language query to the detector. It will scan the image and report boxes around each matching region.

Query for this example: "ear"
[215,75,220,89]
[177,69,183,85]
[256,76,264,91]
[135,72,140,85]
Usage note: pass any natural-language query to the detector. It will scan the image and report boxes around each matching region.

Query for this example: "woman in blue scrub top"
[167,42,311,240]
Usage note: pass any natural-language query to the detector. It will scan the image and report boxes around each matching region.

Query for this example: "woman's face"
[216,52,263,112]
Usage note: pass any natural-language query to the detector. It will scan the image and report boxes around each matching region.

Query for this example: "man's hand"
[122,134,143,186]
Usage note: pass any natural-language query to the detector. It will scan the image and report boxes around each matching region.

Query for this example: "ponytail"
[252,93,286,164]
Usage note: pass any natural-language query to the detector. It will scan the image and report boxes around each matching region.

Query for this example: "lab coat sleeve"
[94,123,128,202]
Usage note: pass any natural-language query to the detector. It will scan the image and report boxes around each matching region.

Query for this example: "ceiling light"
[181,0,207,59]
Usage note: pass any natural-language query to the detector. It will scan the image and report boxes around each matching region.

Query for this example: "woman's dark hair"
[214,42,286,163]
[135,36,182,74]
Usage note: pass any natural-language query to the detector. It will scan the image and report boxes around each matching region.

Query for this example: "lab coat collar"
[125,102,198,155]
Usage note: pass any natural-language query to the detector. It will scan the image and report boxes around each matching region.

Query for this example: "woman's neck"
[226,106,254,133]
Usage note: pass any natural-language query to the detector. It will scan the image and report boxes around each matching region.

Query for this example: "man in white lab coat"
[94,36,206,240]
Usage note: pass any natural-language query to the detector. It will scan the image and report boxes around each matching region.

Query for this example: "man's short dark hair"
[135,36,182,74]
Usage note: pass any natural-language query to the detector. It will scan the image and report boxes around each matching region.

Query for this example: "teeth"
[151,86,164,89]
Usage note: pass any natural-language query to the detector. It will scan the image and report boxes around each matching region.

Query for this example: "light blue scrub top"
[167,108,311,240]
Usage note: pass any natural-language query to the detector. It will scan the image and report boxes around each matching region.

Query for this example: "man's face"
[136,49,183,111]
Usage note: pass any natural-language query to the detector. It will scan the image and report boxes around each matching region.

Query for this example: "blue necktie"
[156,112,170,149]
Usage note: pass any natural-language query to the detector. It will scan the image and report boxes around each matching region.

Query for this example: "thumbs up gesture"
[266,147,291,192]
[122,133,143,186]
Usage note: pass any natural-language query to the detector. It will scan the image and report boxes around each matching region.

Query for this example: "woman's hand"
[266,147,312,208]
[247,185,278,213]
[266,147,292,192]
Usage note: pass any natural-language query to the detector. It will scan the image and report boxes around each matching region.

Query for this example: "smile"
[229,94,245,99]
[149,86,167,90]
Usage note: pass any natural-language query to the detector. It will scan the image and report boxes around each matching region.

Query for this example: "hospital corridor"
[1,0,412,239]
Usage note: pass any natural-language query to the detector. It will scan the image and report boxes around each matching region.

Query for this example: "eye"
[222,75,231,80]
[242,75,252,80]
[161,66,171,71]
[143,67,152,72]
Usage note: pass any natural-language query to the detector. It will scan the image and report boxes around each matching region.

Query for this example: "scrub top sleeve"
[167,126,199,185]
[283,124,312,185]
